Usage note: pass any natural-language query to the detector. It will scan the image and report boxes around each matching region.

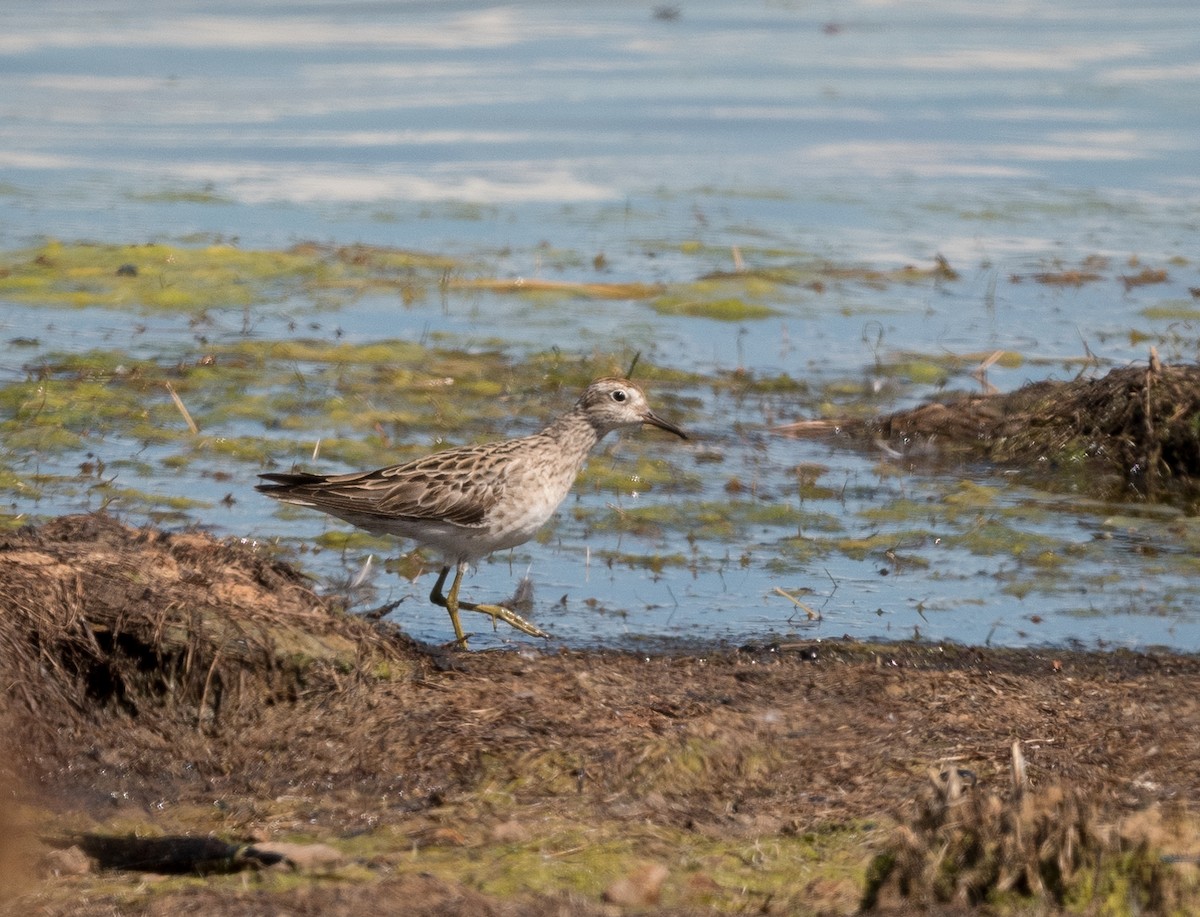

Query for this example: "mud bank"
[2,515,1199,915]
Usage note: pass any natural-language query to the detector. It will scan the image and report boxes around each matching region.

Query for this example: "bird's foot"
[464,602,550,639]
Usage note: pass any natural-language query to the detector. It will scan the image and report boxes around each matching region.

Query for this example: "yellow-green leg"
[429,564,550,645]
[429,565,469,645]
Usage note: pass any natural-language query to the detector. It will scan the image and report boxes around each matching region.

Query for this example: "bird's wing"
[271,444,513,527]
[371,446,508,525]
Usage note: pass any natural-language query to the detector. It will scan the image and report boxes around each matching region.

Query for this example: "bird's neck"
[540,408,604,459]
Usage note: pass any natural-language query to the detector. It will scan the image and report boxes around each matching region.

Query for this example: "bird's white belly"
[482,492,562,550]
[479,469,571,549]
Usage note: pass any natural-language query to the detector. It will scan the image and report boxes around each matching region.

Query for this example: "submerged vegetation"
[1,239,1199,650]
[0,239,460,312]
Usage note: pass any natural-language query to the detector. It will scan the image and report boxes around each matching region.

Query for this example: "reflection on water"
[2,0,1199,651]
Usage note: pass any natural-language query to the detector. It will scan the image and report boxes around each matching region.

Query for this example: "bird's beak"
[642,411,688,440]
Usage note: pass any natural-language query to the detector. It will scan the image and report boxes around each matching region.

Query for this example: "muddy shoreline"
[3,515,1199,915]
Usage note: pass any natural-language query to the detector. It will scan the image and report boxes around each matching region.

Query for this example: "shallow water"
[2,0,1200,650]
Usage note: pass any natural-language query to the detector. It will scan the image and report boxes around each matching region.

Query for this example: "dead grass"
[3,515,1200,915]
[864,768,1191,912]
[776,359,1200,504]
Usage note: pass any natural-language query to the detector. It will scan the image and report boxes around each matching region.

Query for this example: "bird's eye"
[611,389,627,403]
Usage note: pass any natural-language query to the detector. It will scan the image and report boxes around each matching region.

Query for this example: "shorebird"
[257,377,687,645]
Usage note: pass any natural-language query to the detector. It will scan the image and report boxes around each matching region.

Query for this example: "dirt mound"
[778,359,1200,504]
[0,514,415,757]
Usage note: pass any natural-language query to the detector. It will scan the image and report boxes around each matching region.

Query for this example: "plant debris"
[777,357,1200,504]
[863,759,1181,911]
